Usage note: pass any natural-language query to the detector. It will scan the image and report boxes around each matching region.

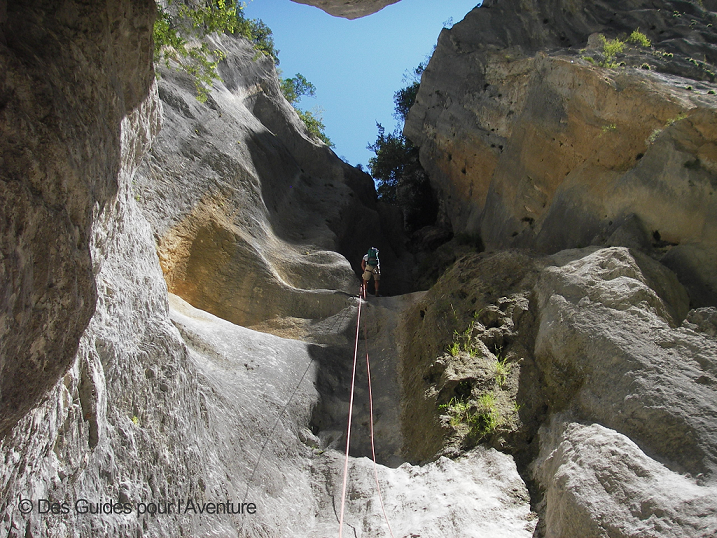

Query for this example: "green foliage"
[280,73,316,105]
[279,72,332,146]
[393,62,425,121]
[627,29,651,47]
[394,81,420,122]
[153,0,278,102]
[599,34,625,68]
[439,392,501,440]
[647,113,687,145]
[494,354,511,387]
[368,61,428,202]
[297,108,334,147]
[367,124,419,203]
[237,17,279,63]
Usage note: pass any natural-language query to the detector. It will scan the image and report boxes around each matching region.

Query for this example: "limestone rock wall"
[135,34,414,326]
[0,0,155,437]
[398,246,717,537]
[405,0,717,305]
[532,247,717,537]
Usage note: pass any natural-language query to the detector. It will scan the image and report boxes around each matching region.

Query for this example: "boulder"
[533,247,717,535]
[533,416,717,538]
[290,0,400,19]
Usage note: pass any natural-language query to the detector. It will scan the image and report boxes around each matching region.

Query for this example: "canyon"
[1,0,716,536]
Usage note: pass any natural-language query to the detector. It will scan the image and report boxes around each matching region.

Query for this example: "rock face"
[0,0,155,436]
[405,0,717,305]
[0,5,532,536]
[531,247,717,536]
[135,34,414,325]
[398,246,717,537]
[3,1,717,537]
[290,0,400,19]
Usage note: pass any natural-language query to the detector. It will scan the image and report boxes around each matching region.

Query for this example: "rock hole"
[454,379,473,400]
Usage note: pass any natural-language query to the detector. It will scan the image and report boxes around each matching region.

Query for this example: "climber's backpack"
[366,247,379,267]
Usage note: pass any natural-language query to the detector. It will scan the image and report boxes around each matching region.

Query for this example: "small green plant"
[601,123,617,134]
[627,29,651,47]
[647,114,687,145]
[280,73,315,105]
[582,56,596,65]
[297,108,333,147]
[666,113,687,126]
[494,355,511,387]
[448,324,481,358]
[470,392,500,439]
[648,128,662,143]
[279,73,333,146]
[599,34,625,68]
[131,416,139,425]
[438,392,500,440]
[441,398,471,427]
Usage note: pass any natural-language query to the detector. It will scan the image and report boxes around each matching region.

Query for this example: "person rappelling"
[361,246,381,298]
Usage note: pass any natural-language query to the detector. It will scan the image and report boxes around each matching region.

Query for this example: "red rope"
[363,318,396,538]
[338,290,362,537]
[338,287,395,538]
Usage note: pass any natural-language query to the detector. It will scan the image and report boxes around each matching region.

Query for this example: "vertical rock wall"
[0,0,155,437]
[405,0,717,305]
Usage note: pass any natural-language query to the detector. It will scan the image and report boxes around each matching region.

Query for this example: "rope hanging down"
[338,288,395,538]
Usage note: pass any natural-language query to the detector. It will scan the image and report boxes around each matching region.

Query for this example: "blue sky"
[243,0,482,169]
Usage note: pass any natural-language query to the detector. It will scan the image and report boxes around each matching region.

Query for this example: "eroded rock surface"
[398,246,717,537]
[0,0,155,438]
[135,34,414,327]
[533,416,717,538]
[406,0,717,305]
[3,1,717,537]
[290,0,400,19]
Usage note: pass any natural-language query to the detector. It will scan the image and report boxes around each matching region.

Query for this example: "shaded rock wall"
[0,0,155,436]
[405,0,717,305]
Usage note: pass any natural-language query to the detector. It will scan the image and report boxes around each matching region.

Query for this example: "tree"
[280,73,316,105]
[393,62,425,122]
[280,72,333,147]
[367,124,419,203]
